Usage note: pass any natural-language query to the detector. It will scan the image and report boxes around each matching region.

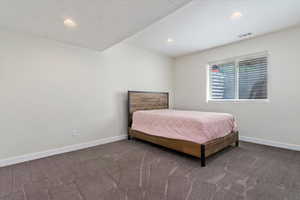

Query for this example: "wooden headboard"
[128,91,169,127]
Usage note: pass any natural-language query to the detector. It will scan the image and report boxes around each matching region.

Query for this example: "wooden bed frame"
[127,91,239,167]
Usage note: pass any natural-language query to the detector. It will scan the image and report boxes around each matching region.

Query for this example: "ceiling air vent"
[238,32,253,38]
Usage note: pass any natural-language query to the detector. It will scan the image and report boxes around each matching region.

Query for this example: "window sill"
[207,99,270,103]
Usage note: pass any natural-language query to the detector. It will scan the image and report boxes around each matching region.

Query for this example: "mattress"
[131,109,237,144]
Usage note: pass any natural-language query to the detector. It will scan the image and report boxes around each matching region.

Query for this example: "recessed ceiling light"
[167,38,174,43]
[230,12,242,20]
[64,18,77,28]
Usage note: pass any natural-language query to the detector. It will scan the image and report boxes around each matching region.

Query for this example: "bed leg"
[235,131,239,147]
[127,127,132,140]
[201,144,206,167]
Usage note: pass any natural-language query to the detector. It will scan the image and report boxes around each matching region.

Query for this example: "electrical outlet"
[72,129,80,137]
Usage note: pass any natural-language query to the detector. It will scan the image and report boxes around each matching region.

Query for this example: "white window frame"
[207,51,270,103]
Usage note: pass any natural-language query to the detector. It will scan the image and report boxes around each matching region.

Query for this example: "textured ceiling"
[0,0,192,51]
[128,0,300,57]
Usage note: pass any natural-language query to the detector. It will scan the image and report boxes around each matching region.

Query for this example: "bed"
[127,91,239,167]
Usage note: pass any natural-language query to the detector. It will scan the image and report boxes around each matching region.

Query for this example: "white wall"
[0,30,173,161]
[174,26,300,147]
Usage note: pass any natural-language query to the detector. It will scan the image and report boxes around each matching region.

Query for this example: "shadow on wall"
[115,91,128,135]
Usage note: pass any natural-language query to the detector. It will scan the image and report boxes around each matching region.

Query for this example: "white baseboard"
[0,135,127,168]
[240,136,300,151]
[1,135,298,167]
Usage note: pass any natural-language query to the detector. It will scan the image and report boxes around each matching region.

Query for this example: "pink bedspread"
[131,109,237,144]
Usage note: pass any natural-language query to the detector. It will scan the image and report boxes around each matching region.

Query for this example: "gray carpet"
[0,139,299,200]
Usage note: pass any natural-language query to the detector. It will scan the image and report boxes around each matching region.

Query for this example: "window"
[208,53,268,101]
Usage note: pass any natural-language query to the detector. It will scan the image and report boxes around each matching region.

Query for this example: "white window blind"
[210,62,236,99]
[239,57,267,99]
[209,53,268,101]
